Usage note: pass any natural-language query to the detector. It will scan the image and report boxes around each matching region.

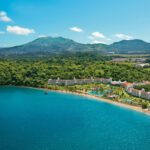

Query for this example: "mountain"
[0,37,150,57]
[110,39,150,53]
[0,37,107,56]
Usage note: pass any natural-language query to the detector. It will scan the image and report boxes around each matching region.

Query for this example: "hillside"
[110,39,150,53]
[0,37,150,57]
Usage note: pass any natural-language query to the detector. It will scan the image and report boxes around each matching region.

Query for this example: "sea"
[0,87,150,150]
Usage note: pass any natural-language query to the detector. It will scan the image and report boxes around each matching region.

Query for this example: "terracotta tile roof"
[122,82,133,87]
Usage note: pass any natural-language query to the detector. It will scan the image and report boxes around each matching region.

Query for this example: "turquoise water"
[0,87,150,150]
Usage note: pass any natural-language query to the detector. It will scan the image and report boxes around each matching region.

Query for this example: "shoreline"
[1,85,150,116]
[24,86,150,116]
[48,89,150,116]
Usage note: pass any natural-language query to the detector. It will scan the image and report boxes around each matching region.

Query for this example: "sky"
[0,0,150,47]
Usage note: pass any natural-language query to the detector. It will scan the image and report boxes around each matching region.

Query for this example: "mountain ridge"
[0,37,150,56]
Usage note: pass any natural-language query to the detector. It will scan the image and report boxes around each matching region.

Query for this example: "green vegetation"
[146,58,150,63]
[0,53,150,88]
[47,83,150,108]
[141,102,149,109]
[0,53,150,109]
[134,84,150,92]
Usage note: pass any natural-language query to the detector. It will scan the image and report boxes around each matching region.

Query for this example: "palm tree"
[114,87,125,98]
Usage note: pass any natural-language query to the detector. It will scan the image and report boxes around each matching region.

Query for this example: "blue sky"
[0,0,150,47]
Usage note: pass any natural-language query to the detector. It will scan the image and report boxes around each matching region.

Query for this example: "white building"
[135,63,150,68]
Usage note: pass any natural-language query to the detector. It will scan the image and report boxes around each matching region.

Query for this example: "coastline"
[25,86,150,116]
[1,85,150,116]
[48,89,150,116]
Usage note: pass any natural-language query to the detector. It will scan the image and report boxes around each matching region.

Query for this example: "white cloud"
[91,32,106,39]
[70,26,83,32]
[115,33,133,40]
[0,11,12,22]
[92,40,106,44]
[38,34,48,38]
[7,26,35,35]
[89,32,111,44]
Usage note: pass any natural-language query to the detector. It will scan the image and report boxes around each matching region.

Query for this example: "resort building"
[101,78,112,84]
[48,77,112,86]
[130,88,141,97]
[111,80,123,86]
[135,63,150,68]
[121,82,133,90]
[48,77,150,101]
[141,91,150,100]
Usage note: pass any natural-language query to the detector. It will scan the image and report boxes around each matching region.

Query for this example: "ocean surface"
[0,87,150,150]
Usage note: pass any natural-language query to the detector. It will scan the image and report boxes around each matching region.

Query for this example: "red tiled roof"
[122,82,133,87]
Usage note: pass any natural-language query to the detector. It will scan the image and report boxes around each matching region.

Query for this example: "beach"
[3,85,150,116]
[42,88,150,116]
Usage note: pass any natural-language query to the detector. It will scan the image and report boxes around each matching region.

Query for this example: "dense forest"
[134,84,150,92]
[0,53,150,88]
